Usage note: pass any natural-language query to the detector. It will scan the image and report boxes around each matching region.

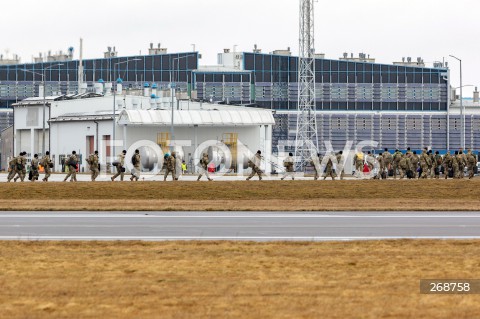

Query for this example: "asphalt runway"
[1,212,480,241]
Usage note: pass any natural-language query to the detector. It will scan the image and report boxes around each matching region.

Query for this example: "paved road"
[1,212,480,241]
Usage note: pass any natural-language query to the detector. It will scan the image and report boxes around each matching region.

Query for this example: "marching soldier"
[434,151,442,179]
[281,152,295,180]
[443,151,452,179]
[353,149,364,177]
[164,152,176,181]
[336,151,345,180]
[377,152,385,179]
[246,150,263,181]
[88,150,100,181]
[392,149,403,179]
[452,151,460,179]
[197,153,213,181]
[42,151,53,182]
[457,149,467,179]
[30,154,40,182]
[382,148,393,179]
[111,150,126,181]
[7,153,19,182]
[322,154,337,181]
[310,153,321,181]
[63,151,78,182]
[466,149,476,179]
[13,152,27,182]
[410,151,420,179]
[130,149,141,181]
[419,148,431,179]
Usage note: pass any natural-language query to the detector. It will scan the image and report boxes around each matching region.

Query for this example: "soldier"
[164,152,176,181]
[246,150,263,181]
[322,154,337,180]
[392,149,403,179]
[30,154,40,182]
[365,151,375,172]
[466,149,476,179]
[42,151,53,182]
[457,149,467,179]
[452,151,460,179]
[130,149,141,181]
[382,148,393,179]
[377,152,385,179]
[63,151,78,182]
[6,153,19,182]
[111,150,126,181]
[410,151,420,179]
[336,151,345,180]
[14,152,27,182]
[419,148,430,179]
[398,154,408,179]
[310,153,321,181]
[406,147,413,158]
[434,151,442,179]
[353,149,364,178]
[88,150,100,181]
[281,152,295,180]
[197,153,213,181]
[174,152,183,181]
[428,150,436,179]
[443,151,452,179]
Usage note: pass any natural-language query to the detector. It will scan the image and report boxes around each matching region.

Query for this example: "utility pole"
[295,0,319,171]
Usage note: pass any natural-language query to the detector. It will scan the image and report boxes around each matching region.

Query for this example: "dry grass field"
[0,179,479,211]
[0,240,479,318]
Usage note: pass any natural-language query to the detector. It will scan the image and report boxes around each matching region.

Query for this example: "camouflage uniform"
[419,150,430,179]
[322,155,337,180]
[197,153,212,181]
[88,153,100,181]
[458,151,467,179]
[429,152,436,178]
[111,152,125,181]
[14,154,27,182]
[30,157,39,182]
[398,155,408,179]
[451,154,460,179]
[433,153,442,179]
[7,156,17,182]
[410,153,420,179]
[42,154,52,182]
[164,153,176,181]
[353,152,364,177]
[392,150,403,179]
[246,153,263,181]
[130,152,141,181]
[382,151,393,179]
[64,153,78,182]
[466,150,476,179]
[377,154,385,179]
[281,155,295,180]
[443,152,452,179]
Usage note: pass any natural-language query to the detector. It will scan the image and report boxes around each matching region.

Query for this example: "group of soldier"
[7,151,53,182]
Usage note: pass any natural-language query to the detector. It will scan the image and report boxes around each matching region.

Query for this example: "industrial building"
[1,41,479,172]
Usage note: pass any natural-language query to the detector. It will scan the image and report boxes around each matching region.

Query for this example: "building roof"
[117,109,275,126]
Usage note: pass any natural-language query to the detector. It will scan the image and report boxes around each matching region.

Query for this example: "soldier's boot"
[111,176,114,181]
[14,177,17,182]
[197,175,201,181]
[208,178,213,181]
[259,176,262,181]
[280,177,284,180]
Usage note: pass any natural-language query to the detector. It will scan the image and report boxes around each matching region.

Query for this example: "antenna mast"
[295,0,318,170]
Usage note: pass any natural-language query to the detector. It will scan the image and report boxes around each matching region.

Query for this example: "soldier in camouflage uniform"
[7,153,19,182]
[197,153,213,181]
[428,150,436,178]
[382,148,393,179]
[392,149,403,179]
[443,151,452,179]
[410,151,420,179]
[281,152,295,180]
[30,154,40,182]
[246,150,263,181]
[419,148,431,179]
[88,151,100,181]
[466,149,476,179]
[457,149,467,179]
[14,152,27,182]
[111,150,126,181]
[42,151,53,182]
[434,151,442,179]
[164,152,176,181]
[452,151,460,179]
[353,150,364,177]
[376,153,385,179]
[322,154,337,181]
[130,149,141,181]
[63,151,78,182]
[398,154,409,179]
[336,151,345,180]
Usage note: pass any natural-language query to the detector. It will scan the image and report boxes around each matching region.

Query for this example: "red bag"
[363,163,370,173]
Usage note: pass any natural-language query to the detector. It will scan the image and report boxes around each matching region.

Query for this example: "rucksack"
[132,154,138,165]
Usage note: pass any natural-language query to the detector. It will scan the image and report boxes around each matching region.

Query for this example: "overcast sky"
[2,0,478,95]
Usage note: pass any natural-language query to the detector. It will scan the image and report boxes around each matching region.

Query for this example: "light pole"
[111,58,141,161]
[449,55,464,149]
[170,53,197,151]
[22,63,63,156]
